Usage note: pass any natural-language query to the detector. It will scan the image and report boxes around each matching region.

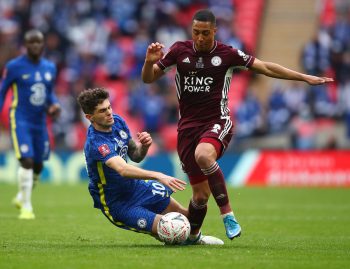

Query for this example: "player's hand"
[137,132,152,148]
[157,174,187,192]
[304,75,334,85]
[47,104,61,119]
[145,42,165,64]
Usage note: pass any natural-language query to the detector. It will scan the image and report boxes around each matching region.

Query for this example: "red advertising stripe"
[246,151,350,187]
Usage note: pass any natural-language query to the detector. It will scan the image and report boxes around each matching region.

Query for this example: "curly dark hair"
[77,88,109,114]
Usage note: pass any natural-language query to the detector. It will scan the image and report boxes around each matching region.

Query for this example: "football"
[157,212,191,245]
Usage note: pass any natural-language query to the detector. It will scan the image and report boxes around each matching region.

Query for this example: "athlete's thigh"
[109,181,173,233]
[138,180,173,214]
[200,119,234,158]
[109,204,157,233]
[177,127,202,176]
[32,127,50,162]
[10,120,34,159]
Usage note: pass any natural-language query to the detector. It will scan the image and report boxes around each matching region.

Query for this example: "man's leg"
[187,180,210,236]
[33,162,43,188]
[161,196,223,245]
[16,158,35,219]
[195,141,241,239]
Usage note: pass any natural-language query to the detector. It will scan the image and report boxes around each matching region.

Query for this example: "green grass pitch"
[0,183,349,269]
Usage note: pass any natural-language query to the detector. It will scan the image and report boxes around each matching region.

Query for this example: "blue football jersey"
[85,114,147,210]
[0,55,58,126]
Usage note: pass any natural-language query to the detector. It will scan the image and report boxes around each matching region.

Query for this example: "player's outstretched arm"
[142,42,166,83]
[251,58,334,85]
[105,156,186,192]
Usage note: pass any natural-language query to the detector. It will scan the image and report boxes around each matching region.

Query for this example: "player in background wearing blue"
[0,29,61,219]
[77,88,223,244]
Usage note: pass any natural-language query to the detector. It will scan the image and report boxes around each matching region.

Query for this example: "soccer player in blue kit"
[0,29,61,219]
[77,88,222,244]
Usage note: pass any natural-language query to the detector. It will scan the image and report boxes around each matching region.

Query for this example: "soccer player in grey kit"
[142,9,333,244]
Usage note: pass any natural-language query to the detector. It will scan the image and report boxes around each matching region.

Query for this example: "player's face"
[25,34,44,59]
[192,20,217,52]
[90,99,114,131]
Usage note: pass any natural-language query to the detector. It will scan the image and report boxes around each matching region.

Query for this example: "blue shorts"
[10,119,50,162]
[102,180,173,233]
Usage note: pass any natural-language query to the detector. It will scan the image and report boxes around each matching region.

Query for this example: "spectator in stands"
[283,81,308,117]
[301,30,330,76]
[234,91,263,139]
[267,83,291,133]
[290,106,317,150]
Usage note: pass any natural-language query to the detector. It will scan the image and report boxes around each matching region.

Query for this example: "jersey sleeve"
[0,63,15,112]
[230,48,255,69]
[91,135,118,163]
[156,42,179,72]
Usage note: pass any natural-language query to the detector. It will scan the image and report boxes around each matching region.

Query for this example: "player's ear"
[85,114,93,121]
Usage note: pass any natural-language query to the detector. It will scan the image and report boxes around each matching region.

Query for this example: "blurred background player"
[142,9,333,241]
[77,88,223,244]
[0,29,61,219]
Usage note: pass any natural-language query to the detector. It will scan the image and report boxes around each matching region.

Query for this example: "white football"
[157,212,191,245]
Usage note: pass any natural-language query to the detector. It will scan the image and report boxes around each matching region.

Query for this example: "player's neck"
[26,54,41,63]
[93,123,112,133]
[194,42,215,53]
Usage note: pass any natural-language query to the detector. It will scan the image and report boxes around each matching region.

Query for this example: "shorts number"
[151,182,166,197]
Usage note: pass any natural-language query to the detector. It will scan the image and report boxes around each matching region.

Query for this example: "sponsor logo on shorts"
[20,144,29,153]
[211,124,221,134]
[137,218,147,229]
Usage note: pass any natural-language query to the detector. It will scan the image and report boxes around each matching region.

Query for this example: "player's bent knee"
[19,158,34,169]
[192,196,209,206]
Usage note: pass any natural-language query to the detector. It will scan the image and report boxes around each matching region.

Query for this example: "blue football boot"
[223,215,241,240]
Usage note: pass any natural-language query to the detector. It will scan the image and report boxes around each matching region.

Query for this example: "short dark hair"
[192,9,216,25]
[77,88,109,114]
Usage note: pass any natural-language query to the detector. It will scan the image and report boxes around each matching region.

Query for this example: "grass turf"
[0,183,349,269]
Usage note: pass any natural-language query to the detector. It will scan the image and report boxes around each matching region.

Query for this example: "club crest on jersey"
[44,72,52,81]
[195,57,204,68]
[119,130,128,139]
[211,56,222,66]
[98,144,111,157]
